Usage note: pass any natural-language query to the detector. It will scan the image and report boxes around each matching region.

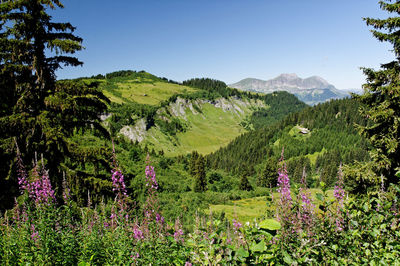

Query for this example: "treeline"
[77,70,180,84]
[250,91,307,129]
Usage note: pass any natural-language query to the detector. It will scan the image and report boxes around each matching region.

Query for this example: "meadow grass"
[102,80,197,105]
[145,102,254,156]
[208,189,334,223]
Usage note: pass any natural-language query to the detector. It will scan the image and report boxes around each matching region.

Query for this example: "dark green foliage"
[0,0,109,208]
[207,171,234,192]
[104,70,161,82]
[193,154,207,192]
[287,156,311,184]
[108,102,157,135]
[189,151,199,177]
[182,78,231,97]
[207,98,369,187]
[354,0,400,184]
[258,157,278,187]
[239,174,252,191]
[250,91,307,129]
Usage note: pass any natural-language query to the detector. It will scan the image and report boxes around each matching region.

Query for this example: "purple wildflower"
[232,219,242,230]
[174,229,184,242]
[277,155,291,203]
[25,161,56,206]
[275,148,297,239]
[333,163,345,231]
[334,164,345,206]
[131,252,140,261]
[133,226,144,240]
[297,167,315,235]
[145,165,158,190]
[16,148,28,194]
[111,169,127,196]
[155,213,165,224]
[173,217,184,243]
[30,224,40,243]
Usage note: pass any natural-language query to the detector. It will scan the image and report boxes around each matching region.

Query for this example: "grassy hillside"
[208,189,335,223]
[91,71,198,105]
[84,71,306,156]
[145,99,265,156]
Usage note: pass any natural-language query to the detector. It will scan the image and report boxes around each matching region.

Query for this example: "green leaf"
[316,193,324,201]
[283,251,294,264]
[259,219,281,231]
[236,247,249,258]
[250,240,266,252]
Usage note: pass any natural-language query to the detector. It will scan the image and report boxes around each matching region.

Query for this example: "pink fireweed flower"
[275,148,295,238]
[232,219,242,230]
[297,167,315,235]
[155,213,165,224]
[174,229,184,242]
[334,164,345,206]
[174,217,184,242]
[131,252,140,261]
[30,224,40,242]
[111,169,127,196]
[133,227,144,240]
[145,165,158,190]
[16,149,29,194]
[26,163,56,205]
[334,163,345,231]
[277,160,291,203]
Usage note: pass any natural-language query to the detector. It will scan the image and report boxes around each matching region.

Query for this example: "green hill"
[84,71,307,156]
[207,97,370,187]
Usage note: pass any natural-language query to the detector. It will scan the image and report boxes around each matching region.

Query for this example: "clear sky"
[51,0,394,91]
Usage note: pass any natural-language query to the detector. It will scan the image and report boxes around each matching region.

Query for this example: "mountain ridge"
[229,74,349,105]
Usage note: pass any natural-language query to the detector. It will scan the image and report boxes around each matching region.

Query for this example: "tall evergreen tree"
[189,150,199,177]
[355,0,400,184]
[258,157,278,187]
[193,154,207,192]
[239,166,253,191]
[0,0,109,208]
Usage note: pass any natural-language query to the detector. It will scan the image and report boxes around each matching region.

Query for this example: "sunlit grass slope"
[209,189,334,223]
[145,101,260,156]
[100,72,197,105]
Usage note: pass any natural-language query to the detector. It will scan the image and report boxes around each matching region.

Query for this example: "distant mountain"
[229,73,349,105]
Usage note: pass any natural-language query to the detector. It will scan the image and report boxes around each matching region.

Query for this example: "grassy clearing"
[208,189,334,223]
[145,101,255,156]
[101,80,197,105]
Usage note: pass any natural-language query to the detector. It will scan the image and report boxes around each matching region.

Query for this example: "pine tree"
[0,0,109,208]
[239,173,252,191]
[189,151,199,177]
[239,166,253,191]
[355,0,400,183]
[258,157,277,187]
[193,154,207,192]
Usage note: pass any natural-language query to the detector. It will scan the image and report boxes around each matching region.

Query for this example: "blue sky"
[51,0,393,91]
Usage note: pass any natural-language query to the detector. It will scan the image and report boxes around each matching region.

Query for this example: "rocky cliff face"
[230,73,348,105]
[119,96,265,143]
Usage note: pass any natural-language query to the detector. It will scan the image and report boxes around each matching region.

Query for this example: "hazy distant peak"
[303,75,329,86]
[229,73,349,105]
[275,73,299,80]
